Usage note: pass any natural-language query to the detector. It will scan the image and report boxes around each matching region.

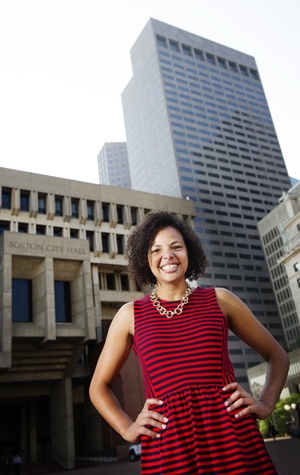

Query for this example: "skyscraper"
[122,19,291,386]
[97,142,131,188]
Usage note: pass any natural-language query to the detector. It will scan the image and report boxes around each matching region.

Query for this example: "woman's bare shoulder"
[112,302,135,336]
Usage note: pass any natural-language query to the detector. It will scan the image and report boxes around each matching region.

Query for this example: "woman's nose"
[163,249,174,259]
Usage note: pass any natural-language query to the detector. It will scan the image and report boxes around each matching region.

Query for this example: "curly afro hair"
[126,210,208,288]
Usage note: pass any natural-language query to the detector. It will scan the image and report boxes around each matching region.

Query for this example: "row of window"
[182,172,286,191]
[99,273,130,291]
[156,35,259,79]
[12,273,133,324]
[172,123,278,147]
[165,86,268,114]
[166,97,271,123]
[171,108,275,132]
[176,144,283,166]
[1,189,139,226]
[163,69,263,97]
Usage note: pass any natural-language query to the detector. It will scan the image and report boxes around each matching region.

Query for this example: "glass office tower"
[97,142,131,188]
[122,19,292,387]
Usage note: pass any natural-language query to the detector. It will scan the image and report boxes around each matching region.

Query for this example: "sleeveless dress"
[133,286,277,474]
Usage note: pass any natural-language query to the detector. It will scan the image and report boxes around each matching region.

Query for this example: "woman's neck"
[155,281,188,301]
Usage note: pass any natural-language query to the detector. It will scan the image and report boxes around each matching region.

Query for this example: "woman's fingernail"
[162,424,166,429]
[227,407,231,412]
[224,401,228,407]
[156,433,160,438]
[164,417,168,422]
[235,414,239,419]
[159,400,163,405]
[222,387,227,391]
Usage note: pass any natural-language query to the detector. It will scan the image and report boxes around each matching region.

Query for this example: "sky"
[0,0,299,184]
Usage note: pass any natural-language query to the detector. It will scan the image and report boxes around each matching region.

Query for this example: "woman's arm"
[215,288,289,419]
[89,302,167,443]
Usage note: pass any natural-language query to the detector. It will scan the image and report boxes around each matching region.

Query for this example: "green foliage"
[259,393,300,437]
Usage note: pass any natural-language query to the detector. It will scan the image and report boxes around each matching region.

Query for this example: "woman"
[90,211,289,474]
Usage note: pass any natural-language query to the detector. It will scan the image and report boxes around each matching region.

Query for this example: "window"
[250,70,258,80]
[182,45,192,56]
[294,263,300,272]
[298,278,300,288]
[102,203,109,222]
[87,200,94,220]
[229,62,237,72]
[53,227,62,237]
[36,225,46,235]
[170,40,179,51]
[120,274,129,291]
[218,58,226,68]
[1,188,11,209]
[12,279,32,322]
[20,191,29,212]
[117,235,123,254]
[206,54,215,64]
[239,66,248,76]
[106,274,115,290]
[297,223,300,232]
[38,193,46,214]
[54,281,71,322]
[86,231,94,251]
[194,49,204,60]
[70,229,78,239]
[156,35,167,48]
[18,223,28,233]
[117,205,123,224]
[102,233,109,253]
[131,207,137,226]
[71,199,79,218]
[0,221,10,236]
[55,196,63,216]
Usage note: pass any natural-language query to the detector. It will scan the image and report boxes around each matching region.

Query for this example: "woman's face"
[148,226,188,286]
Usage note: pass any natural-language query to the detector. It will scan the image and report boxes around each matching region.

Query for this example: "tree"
[259,393,300,437]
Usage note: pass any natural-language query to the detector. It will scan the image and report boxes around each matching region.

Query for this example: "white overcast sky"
[0,0,299,184]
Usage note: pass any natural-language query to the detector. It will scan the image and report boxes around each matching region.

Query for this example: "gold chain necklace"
[150,283,193,318]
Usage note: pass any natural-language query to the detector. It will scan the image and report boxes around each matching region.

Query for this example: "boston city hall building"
[0,167,196,468]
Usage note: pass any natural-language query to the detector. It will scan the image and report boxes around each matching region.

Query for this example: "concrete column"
[0,252,12,369]
[20,405,27,463]
[84,384,103,453]
[32,257,55,341]
[29,403,37,463]
[70,261,95,341]
[50,378,75,469]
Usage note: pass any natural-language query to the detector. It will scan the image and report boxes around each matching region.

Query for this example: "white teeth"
[161,264,178,270]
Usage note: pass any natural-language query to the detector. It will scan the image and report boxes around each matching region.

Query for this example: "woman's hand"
[222,382,273,420]
[123,398,168,443]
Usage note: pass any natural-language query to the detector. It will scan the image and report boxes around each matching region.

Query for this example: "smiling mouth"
[160,264,178,271]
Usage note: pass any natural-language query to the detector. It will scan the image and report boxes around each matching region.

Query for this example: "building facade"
[97,142,131,189]
[258,181,300,350]
[0,166,195,468]
[122,18,291,384]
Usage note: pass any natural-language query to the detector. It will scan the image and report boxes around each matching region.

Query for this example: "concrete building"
[258,181,300,350]
[122,18,290,385]
[0,166,195,468]
[97,142,131,189]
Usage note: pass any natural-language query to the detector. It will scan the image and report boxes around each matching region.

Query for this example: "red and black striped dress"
[133,286,277,474]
